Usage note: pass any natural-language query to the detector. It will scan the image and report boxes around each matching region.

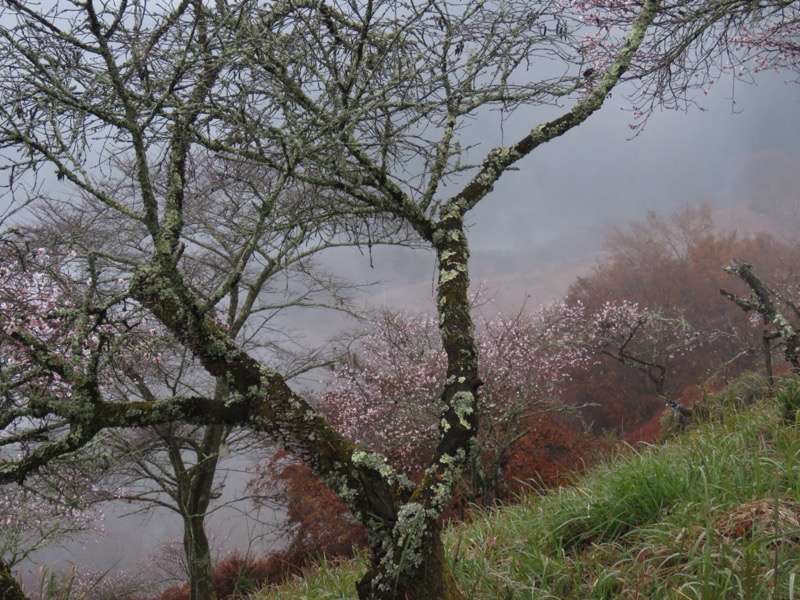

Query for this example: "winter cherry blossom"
[322,300,696,477]
[0,247,172,568]
[0,465,105,569]
[580,300,699,394]
[321,302,586,475]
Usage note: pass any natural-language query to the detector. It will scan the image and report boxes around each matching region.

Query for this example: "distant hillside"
[467,200,796,311]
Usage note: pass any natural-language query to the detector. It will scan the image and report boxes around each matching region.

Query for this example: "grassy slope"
[252,375,800,600]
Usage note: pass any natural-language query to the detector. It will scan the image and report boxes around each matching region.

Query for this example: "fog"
[9,62,800,596]
[317,71,799,314]
[18,454,287,592]
[471,74,798,250]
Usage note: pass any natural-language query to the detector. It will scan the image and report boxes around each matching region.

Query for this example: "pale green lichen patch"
[427,447,469,513]
[250,406,273,426]
[223,395,242,407]
[438,451,458,466]
[451,391,474,429]
[389,502,427,562]
[351,449,415,491]
[324,471,358,507]
[434,481,449,499]
[439,269,459,284]
[774,314,794,336]
[364,501,440,593]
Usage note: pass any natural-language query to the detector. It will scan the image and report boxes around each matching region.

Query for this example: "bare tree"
[0,1,795,598]
[19,152,388,600]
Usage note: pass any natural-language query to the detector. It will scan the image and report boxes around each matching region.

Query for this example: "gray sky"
[466,70,799,251]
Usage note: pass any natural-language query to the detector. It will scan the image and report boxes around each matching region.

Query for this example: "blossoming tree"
[321,300,696,489]
[322,304,587,498]
[0,245,116,599]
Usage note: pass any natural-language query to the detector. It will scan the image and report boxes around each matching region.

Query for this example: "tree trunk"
[356,520,464,600]
[0,557,26,600]
[349,211,477,600]
[722,261,800,373]
[184,514,217,600]
[167,423,224,600]
[763,327,775,389]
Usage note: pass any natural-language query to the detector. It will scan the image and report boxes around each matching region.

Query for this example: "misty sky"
[467,71,799,250]
[318,70,799,317]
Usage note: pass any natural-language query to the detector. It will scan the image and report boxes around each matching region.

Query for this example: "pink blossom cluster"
[322,299,697,472]
[1,253,72,343]
[569,0,640,76]
[321,303,589,471]
[0,253,81,404]
[0,472,105,567]
[0,249,174,414]
[731,15,800,76]
[67,566,153,600]
[323,311,445,469]
[583,300,699,362]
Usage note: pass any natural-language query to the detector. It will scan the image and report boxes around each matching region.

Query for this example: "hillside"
[252,374,800,599]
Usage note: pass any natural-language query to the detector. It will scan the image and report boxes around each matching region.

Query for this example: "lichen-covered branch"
[452,0,661,212]
[129,258,414,525]
[721,260,800,371]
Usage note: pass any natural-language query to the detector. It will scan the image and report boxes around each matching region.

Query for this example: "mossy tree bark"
[184,513,216,600]
[357,521,462,600]
[352,210,479,599]
[0,557,26,600]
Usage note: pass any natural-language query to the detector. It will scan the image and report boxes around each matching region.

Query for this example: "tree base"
[356,526,465,600]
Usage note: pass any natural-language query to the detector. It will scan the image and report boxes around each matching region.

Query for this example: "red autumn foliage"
[564,205,795,434]
[251,449,367,560]
[212,550,304,598]
[503,412,610,496]
[154,587,189,600]
[141,549,311,600]
[620,407,668,445]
